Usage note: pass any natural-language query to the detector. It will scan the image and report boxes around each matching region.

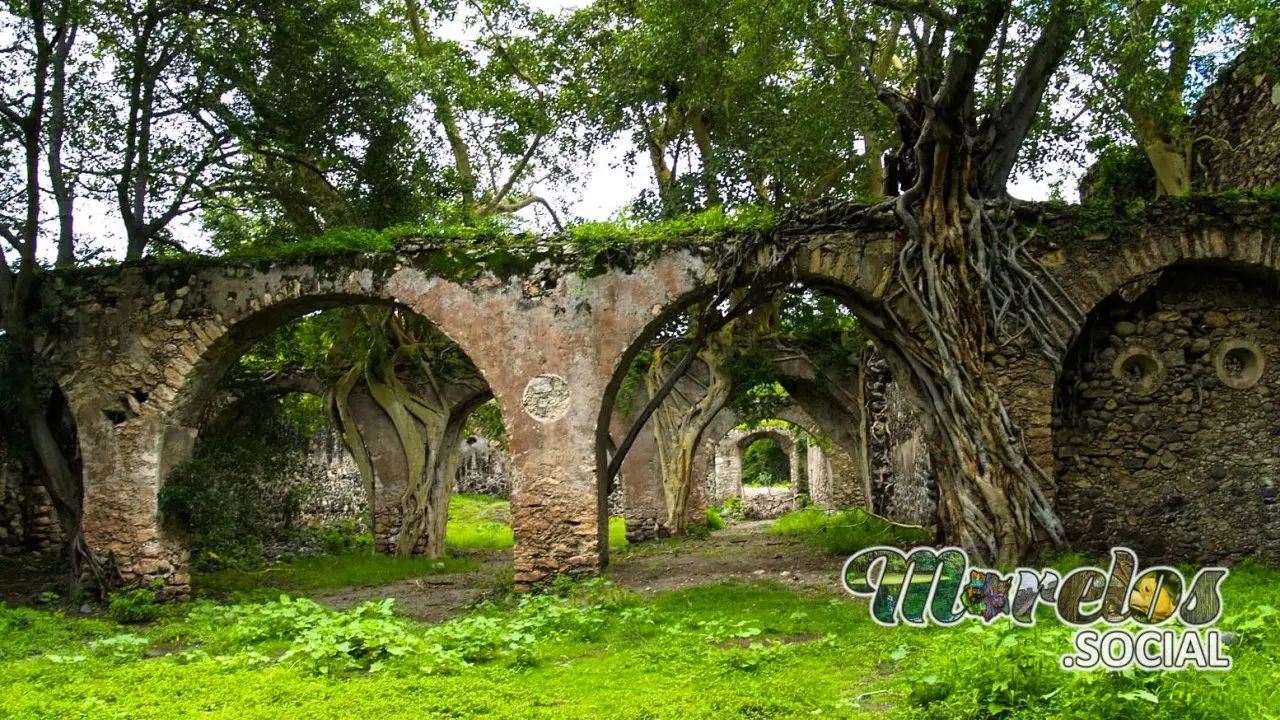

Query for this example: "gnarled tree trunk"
[646,339,731,535]
[878,119,1078,565]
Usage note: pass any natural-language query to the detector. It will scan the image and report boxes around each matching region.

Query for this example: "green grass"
[3,560,1279,719]
[446,495,629,551]
[199,496,626,595]
[195,554,480,596]
[446,494,516,551]
[772,506,934,556]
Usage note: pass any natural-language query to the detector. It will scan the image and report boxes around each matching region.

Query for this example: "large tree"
[845,0,1089,564]
[1079,0,1276,196]
[0,0,94,584]
[569,0,894,216]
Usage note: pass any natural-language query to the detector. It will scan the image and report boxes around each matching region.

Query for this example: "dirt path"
[605,520,844,595]
[2,522,845,622]
[317,521,844,622]
[313,550,513,623]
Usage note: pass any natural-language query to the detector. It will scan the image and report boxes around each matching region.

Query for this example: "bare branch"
[483,132,545,214]
[490,195,565,231]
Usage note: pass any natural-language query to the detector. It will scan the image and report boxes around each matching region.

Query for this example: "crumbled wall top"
[1192,45,1280,192]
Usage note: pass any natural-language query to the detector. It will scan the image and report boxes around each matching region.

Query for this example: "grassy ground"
[446,494,517,551]
[2,563,1277,719]
[195,496,628,597]
[772,506,933,555]
[446,494,629,552]
[4,510,1276,719]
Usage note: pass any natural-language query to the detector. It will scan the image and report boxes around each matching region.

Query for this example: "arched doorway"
[1054,262,1280,563]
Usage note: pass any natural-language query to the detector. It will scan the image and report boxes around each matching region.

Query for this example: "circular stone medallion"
[522,374,571,422]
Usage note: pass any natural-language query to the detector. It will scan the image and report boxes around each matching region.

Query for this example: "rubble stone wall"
[1192,47,1280,192]
[0,462,64,556]
[1054,265,1280,563]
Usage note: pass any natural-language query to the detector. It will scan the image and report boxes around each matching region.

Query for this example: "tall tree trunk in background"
[691,110,722,207]
[1117,0,1196,196]
[863,14,903,199]
[48,19,77,268]
[646,339,731,534]
[403,0,478,219]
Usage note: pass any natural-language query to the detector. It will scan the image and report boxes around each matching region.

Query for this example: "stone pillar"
[612,410,667,542]
[719,441,744,503]
[807,446,833,506]
[75,407,194,600]
[505,371,602,589]
[826,444,866,510]
[789,444,803,496]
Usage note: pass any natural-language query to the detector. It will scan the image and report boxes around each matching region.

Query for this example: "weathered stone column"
[73,405,194,600]
[789,443,803,496]
[612,411,667,542]
[807,445,833,506]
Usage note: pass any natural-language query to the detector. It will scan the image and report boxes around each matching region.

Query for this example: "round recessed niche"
[1111,347,1165,396]
[521,374,571,422]
[1214,339,1265,389]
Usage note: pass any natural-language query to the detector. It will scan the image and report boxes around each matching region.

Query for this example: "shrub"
[108,583,163,625]
[771,507,932,555]
[706,507,727,530]
[159,394,325,570]
[303,520,373,555]
[720,497,747,520]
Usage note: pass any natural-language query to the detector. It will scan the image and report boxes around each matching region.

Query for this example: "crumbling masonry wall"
[1192,46,1280,193]
[0,461,64,556]
[1054,266,1280,563]
[23,201,1280,596]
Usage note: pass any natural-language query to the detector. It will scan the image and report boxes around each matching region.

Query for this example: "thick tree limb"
[932,0,1005,116]
[976,1,1084,195]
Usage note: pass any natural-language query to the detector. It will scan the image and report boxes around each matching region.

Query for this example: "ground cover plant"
[1,557,1277,719]
[193,496,628,597]
[772,507,934,556]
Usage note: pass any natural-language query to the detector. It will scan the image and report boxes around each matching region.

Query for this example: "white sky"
[68,0,1070,262]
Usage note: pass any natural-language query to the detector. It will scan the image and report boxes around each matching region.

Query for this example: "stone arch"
[82,279,509,593]
[706,425,801,520]
[593,230,907,557]
[1048,229,1280,355]
[1051,258,1280,564]
[53,249,720,594]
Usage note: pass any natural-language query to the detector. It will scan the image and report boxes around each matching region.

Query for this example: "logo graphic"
[842,546,1232,671]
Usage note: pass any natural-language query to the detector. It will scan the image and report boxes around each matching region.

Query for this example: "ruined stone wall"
[294,429,367,527]
[1054,266,1280,564]
[707,426,800,520]
[0,461,63,556]
[1192,47,1280,192]
[456,435,511,498]
[864,351,937,527]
